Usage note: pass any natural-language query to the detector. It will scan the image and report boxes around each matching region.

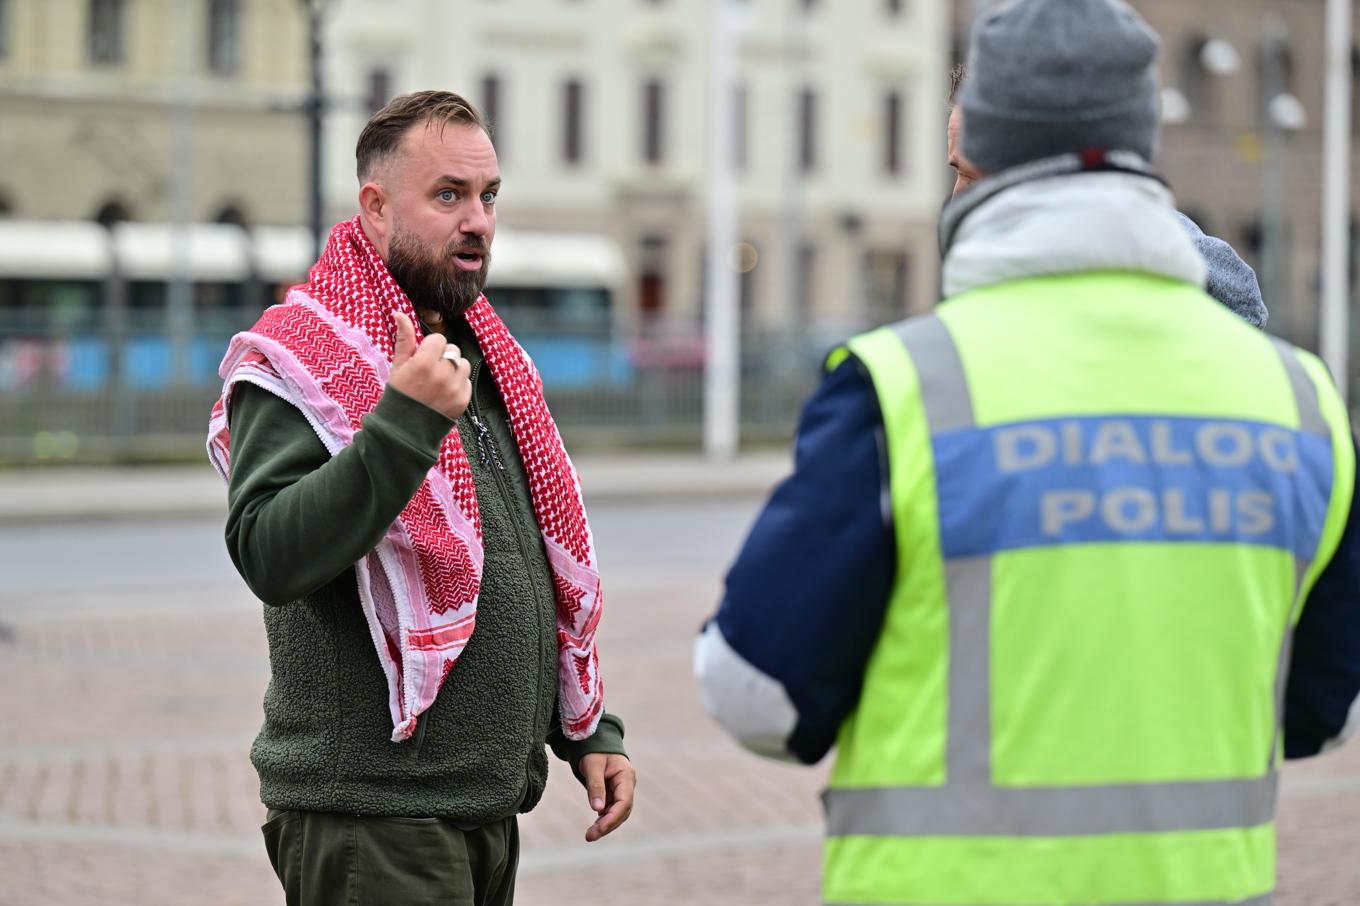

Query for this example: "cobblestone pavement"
[2,510,1359,904]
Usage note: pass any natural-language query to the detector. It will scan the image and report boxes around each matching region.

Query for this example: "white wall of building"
[322,0,949,331]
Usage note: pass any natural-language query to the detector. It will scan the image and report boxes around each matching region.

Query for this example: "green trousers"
[262,809,519,906]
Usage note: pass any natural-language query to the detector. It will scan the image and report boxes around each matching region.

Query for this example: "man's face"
[381,121,500,321]
[947,105,982,198]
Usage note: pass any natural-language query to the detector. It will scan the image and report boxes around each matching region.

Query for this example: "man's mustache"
[447,239,489,258]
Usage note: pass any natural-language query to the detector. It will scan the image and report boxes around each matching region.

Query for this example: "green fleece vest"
[822,273,1354,905]
[225,318,623,822]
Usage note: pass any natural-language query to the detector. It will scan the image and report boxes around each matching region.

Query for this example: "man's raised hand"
[388,311,472,420]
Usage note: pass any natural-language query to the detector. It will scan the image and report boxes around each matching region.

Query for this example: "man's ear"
[358,180,391,252]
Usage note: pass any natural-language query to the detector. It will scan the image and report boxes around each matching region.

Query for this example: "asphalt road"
[0,498,765,602]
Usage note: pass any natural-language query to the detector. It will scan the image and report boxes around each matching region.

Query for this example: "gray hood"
[1173,211,1268,328]
[941,161,1206,299]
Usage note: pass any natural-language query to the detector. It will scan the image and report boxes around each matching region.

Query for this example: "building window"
[638,235,668,321]
[866,250,909,322]
[1256,36,1296,123]
[482,74,503,153]
[883,90,902,175]
[1351,215,1360,291]
[738,242,758,320]
[1179,208,1213,236]
[215,204,249,228]
[1351,47,1360,133]
[207,0,241,75]
[643,78,665,165]
[798,88,817,173]
[94,200,133,227]
[0,0,9,59]
[794,242,814,321]
[1180,37,1209,115]
[1180,34,1241,122]
[366,68,391,114]
[733,81,748,171]
[88,0,127,65]
[563,79,585,165]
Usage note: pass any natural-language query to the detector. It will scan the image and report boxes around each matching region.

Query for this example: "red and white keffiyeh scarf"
[207,217,604,743]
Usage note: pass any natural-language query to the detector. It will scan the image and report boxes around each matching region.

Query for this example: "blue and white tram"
[0,220,629,392]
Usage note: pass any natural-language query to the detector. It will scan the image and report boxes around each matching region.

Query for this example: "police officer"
[695,1,1360,903]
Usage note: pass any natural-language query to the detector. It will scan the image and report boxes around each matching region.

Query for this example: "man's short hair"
[355,90,488,183]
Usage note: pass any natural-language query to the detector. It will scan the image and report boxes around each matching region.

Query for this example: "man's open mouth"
[452,251,484,272]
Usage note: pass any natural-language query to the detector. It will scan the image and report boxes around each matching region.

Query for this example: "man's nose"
[461,204,490,238]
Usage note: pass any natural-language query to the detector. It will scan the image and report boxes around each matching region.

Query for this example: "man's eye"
[481,191,498,204]
[438,190,456,202]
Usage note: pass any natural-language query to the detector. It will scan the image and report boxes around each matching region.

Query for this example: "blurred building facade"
[14,0,1358,459]
[321,0,951,336]
[1135,0,1359,354]
[0,0,310,228]
[2,0,1354,343]
[953,0,1360,355]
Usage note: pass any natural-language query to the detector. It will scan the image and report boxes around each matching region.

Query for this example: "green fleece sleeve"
[225,382,455,606]
[547,710,628,783]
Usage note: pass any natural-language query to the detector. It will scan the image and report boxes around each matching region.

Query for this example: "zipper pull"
[470,414,505,471]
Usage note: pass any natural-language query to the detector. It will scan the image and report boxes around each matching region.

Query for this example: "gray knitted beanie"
[960,0,1162,175]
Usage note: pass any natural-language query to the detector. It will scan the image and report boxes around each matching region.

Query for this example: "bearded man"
[208,91,634,906]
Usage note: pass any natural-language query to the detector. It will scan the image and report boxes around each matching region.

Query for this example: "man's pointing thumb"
[392,311,417,365]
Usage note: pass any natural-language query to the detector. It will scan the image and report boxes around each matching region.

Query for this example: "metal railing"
[0,313,848,464]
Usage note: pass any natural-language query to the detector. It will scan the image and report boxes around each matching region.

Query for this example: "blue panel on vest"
[934,415,1334,560]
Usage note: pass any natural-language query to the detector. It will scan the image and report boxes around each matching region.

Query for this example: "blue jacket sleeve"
[1284,434,1360,759]
[694,357,895,764]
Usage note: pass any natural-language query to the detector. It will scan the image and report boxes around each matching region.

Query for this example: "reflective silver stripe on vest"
[827,896,1272,906]
[946,557,991,785]
[893,315,973,433]
[1270,338,1331,438]
[824,775,1278,837]
[826,315,1296,841]
[1266,341,1331,764]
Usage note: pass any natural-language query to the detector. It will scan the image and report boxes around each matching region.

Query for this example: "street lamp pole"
[1260,17,1292,339]
[304,0,328,260]
[1321,0,1354,400]
[704,0,744,460]
[168,0,198,386]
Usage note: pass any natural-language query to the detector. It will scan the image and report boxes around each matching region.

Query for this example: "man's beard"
[386,227,491,322]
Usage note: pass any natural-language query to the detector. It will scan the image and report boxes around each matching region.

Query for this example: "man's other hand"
[580,753,636,843]
[388,311,472,420]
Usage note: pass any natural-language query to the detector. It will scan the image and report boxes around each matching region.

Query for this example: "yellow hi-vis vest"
[821,272,1355,906]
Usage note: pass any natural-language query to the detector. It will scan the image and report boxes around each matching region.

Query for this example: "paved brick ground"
[2,533,1359,904]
